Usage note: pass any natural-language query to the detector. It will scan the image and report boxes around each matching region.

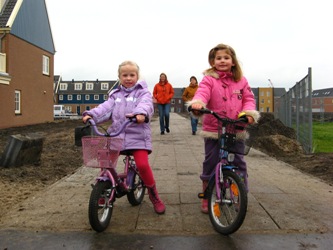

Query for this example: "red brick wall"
[0,34,54,129]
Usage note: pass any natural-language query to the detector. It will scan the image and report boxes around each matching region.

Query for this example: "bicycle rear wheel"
[127,171,146,205]
[88,181,113,232]
[208,170,247,235]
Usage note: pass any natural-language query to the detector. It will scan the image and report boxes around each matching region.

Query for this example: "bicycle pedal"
[198,192,204,199]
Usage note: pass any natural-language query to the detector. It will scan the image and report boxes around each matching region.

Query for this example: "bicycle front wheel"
[208,170,247,235]
[88,181,113,232]
[127,171,146,205]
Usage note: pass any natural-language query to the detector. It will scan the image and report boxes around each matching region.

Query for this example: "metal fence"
[275,68,313,153]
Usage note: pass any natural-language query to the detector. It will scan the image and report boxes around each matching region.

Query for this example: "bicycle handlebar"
[188,106,248,124]
[86,115,149,137]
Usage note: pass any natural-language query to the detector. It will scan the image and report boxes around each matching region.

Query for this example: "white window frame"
[74,83,82,90]
[101,83,109,90]
[15,90,21,114]
[68,95,73,101]
[77,95,81,101]
[42,55,50,75]
[85,94,90,100]
[103,94,108,100]
[59,95,63,100]
[94,95,99,100]
[86,83,93,90]
[59,83,67,90]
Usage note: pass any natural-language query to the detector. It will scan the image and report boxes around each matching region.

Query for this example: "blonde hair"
[118,60,140,78]
[206,43,243,82]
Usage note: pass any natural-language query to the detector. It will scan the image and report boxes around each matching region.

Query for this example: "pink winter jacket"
[187,71,260,139]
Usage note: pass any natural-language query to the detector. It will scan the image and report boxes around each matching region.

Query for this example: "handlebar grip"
[238,116,249,123]
[188,106,211,114]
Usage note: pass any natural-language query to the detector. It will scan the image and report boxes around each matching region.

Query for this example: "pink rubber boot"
[147,184,166,214]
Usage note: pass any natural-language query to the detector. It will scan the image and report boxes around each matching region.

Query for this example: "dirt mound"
[248,113,304,158]
[248,113,333,185]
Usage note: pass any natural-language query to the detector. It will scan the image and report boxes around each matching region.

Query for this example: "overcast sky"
[46,0,332,92]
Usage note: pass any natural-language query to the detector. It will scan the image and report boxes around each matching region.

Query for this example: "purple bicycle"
[81,117,146,232]
[189,107,251,235]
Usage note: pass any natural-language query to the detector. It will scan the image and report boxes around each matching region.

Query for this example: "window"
[260,91,264,96]
[59,95,63,100]
[77,95,81,101]
[178,99,182,104]
[42,55,50,75]
[85,95,90,100]
[171,99,175,104]
[86,83,93,90]
[15,90,21,114]
[267,91,271,97]
[75,83,82,90]
[104,94,108,100]
[101,83,109,90]
[68,95,73,101]
[261,99,265,104]
[94,95,99,100]
[60,83,67,90]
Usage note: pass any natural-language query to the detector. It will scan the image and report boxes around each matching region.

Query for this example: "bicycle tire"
[127,171,146,205]
[207,170,247,235]
[88,181,113,232]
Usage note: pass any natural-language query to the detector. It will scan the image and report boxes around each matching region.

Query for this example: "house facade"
[0,0,55,129]
[54,76,119,115]
[252,87,286,113]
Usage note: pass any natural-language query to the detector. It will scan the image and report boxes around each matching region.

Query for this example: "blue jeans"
[157,103,170,132]
[190,117,198,132]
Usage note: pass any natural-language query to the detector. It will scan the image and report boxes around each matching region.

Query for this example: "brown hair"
[206,43,243,82]
[159,73,168,83]
[190,76,198,84]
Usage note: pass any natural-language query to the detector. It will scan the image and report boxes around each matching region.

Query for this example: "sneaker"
[165,127,170,133]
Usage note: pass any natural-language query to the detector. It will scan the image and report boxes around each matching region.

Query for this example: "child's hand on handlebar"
[238,112,254,124]
[190,104,203,115]
[135,114,146,124]
[83,115,92,124]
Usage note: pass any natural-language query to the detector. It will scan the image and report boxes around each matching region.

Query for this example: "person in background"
[182,76,199,135]
[187,43,260,213]
[153,73,174,135]
[82,61,166,214]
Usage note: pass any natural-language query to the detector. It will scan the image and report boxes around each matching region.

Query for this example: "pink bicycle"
[81,117,146,232]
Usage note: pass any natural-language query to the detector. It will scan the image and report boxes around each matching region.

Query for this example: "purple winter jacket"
[82,81,154,153]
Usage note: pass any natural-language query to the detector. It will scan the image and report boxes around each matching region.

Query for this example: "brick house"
[54,76,119,115]
[0,0,55,129]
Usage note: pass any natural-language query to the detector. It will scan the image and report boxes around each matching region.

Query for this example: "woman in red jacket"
[153,73,174,134]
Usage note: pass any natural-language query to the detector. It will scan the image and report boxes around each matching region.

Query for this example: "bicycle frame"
[84,118,139,203]
[190,107,248,199]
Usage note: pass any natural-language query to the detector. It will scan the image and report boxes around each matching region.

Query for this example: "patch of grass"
[313,122,333,153]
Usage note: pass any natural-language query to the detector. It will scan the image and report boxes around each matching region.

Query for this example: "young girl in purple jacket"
[82,61,165,214]
[188,44,260,213]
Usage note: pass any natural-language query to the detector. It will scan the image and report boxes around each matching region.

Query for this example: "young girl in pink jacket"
[188,43,260,213]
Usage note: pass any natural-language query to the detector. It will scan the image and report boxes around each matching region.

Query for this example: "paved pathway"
[0,113,332,239]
